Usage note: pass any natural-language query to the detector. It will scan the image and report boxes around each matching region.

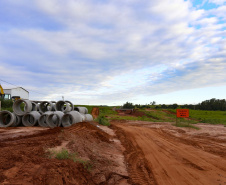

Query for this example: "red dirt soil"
[0,122,129,185]
[116,109,146,117]
[91,107,99,119]
[1,117,226,185]
[111,120,226,185]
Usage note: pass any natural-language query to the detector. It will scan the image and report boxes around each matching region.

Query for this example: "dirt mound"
[0,125,94,185]
[162,110,176,115]
[0,122,129,185]
[91,107,99,119]
[131,110,146,117]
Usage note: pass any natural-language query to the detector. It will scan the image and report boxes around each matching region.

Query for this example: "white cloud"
[208,0,226,5]
[0,0,225,104]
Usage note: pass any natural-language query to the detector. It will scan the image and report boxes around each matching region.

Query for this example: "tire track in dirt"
[112,121,226,185]
[111,124,158,185]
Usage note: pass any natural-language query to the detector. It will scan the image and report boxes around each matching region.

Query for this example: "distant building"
[3,87,29,100]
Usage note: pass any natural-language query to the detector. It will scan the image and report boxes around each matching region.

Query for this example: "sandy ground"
[0,119,226,184]
[111,120,226,185]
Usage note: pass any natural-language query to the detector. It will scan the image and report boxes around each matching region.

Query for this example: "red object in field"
[176,109,189,118]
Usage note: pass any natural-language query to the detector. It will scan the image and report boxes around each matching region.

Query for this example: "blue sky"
[0,0,225,105]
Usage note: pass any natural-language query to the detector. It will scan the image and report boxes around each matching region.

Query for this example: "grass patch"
[96,114,110,126]
[1,107,13,112]
[188,110,226,125]
[46,148,92,171]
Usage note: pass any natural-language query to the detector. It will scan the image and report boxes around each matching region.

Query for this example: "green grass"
[1,107,13,112]
[75,106,226,126]
[109,114,161,122]
[189,110,226,125]
[96,114,110,126]
[47,148,92,171]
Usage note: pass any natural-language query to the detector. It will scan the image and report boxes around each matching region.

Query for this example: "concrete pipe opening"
[12,113,22,127]
[13,99,32,116]
[0,111,16,127]
[31,102,38,111]
[22,111,41,127]
[39,101,54,114]
[61,111,82,127]
[46,111,64,128]
[38,111,53,127]
[65,100,74,112]
[74,107,88,114]
[56,100,71,113]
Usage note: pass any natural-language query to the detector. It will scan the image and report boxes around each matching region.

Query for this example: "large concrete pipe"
[80,113,86,121]
[65,100,74,112]
[84,114,93,122]
[31,102,38,111]
[56,100,71,113]
[39,101,55,114]
[22,111,41,127]
[38,111,53,127]
[13,99,32,116]
[61,111,82,127]
[74,107,88,114]
[0,111,16,127]
[46,111,64,128]
[12,113,22,127]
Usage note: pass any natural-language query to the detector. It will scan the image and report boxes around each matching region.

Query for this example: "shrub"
[47,148,92,171]
[0,99,13,108]
[97,114,110,126]
[55,149,70,160]
[122,102,135,109]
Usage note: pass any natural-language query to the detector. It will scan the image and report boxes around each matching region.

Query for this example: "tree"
[150,101,156,105]
[122,102,135,109]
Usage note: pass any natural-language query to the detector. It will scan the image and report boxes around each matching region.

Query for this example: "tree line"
[122,98,226,111]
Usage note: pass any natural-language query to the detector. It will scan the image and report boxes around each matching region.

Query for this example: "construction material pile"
[0,99,93,128]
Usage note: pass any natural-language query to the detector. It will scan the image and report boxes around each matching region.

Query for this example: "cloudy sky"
[0,0,225,105]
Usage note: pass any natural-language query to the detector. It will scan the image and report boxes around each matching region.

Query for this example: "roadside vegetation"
[0,99,13,112]
[96,114,110,126]
[47,148,92,171]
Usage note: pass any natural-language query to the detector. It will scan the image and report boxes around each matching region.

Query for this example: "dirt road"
[112,121,226,185]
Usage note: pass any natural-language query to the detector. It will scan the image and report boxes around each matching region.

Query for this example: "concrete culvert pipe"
[0,111,16,127]
[80,113,86,121]
[46,111,64,128]
[61,111,82,127]
[74,107,88,114]
[31,102,38,111]
[38,111,53,127]
[65,100,74,112]
[22,111,41,127]
[84,114,93,122]
[56,100,71,113]
[39,101,54,114]
[12,113,22,127]
[13,99,32,116]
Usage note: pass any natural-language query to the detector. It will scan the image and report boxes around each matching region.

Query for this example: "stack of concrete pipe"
[0,99,92,128]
